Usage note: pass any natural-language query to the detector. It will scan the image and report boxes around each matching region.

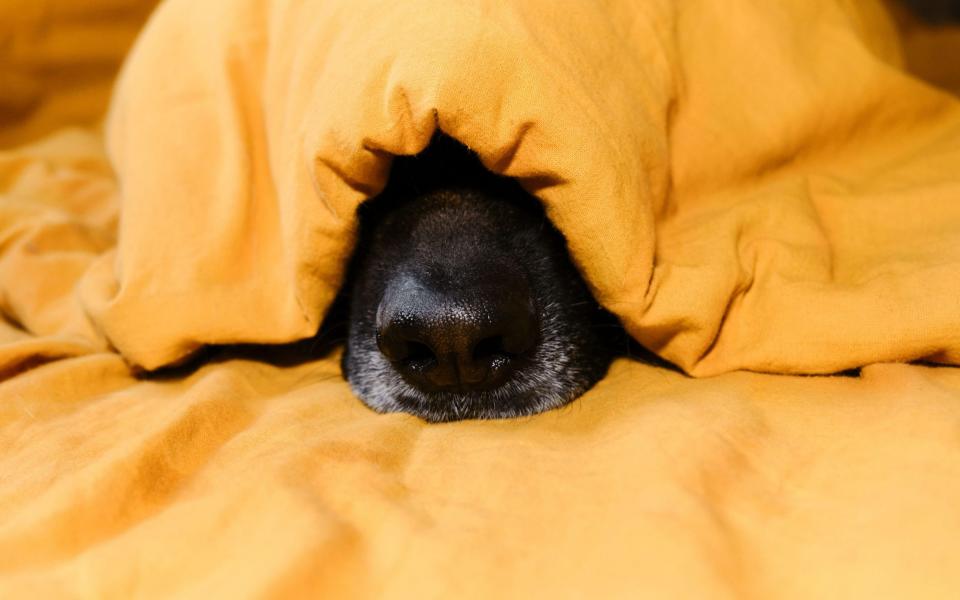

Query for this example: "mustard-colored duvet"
[3,0,960,597]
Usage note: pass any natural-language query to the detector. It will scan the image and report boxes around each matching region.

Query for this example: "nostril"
[402,341,437,369]
[472,335,507,361]
[377,332,437,365]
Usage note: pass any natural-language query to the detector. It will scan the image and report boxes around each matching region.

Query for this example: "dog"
[338,135,622,422]
[335,0,960,423]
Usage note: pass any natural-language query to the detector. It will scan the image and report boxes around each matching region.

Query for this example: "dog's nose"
[376,275,538,392]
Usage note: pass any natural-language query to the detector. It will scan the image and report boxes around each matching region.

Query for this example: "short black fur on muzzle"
[340,135,621,422]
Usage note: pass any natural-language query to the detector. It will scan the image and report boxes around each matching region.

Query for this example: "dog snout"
[376,274,538,392]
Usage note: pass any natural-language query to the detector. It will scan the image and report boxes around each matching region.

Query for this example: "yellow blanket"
[4,0,960,597]
[83,0,960,376]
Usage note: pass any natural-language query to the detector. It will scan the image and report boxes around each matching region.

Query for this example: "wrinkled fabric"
[3,350,960,598]
[5,0,960,597]
[0,0,159,147]
[78,0,960,376]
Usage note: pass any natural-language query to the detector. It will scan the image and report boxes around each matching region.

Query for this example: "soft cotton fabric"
[0,0,159,148]
[79,0,960,376]
[4,347,960,599]
[4,0,960,597]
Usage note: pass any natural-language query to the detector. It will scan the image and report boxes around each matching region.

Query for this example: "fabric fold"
[17,0,960,377]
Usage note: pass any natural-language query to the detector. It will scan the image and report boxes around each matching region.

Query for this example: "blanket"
[3,351,960,598]
[3,0,960,597]
[79,0,960,376]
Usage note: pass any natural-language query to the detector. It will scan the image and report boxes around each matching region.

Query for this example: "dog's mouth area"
[390,388,545,423]
[344,302,611,422]
[388,340,529,393]
[340,236,618,421]
[382,338,543,421]
[380,353,582,423]
[394,344,520,393]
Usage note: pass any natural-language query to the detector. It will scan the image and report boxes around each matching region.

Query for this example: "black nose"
[376,275,538,392]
